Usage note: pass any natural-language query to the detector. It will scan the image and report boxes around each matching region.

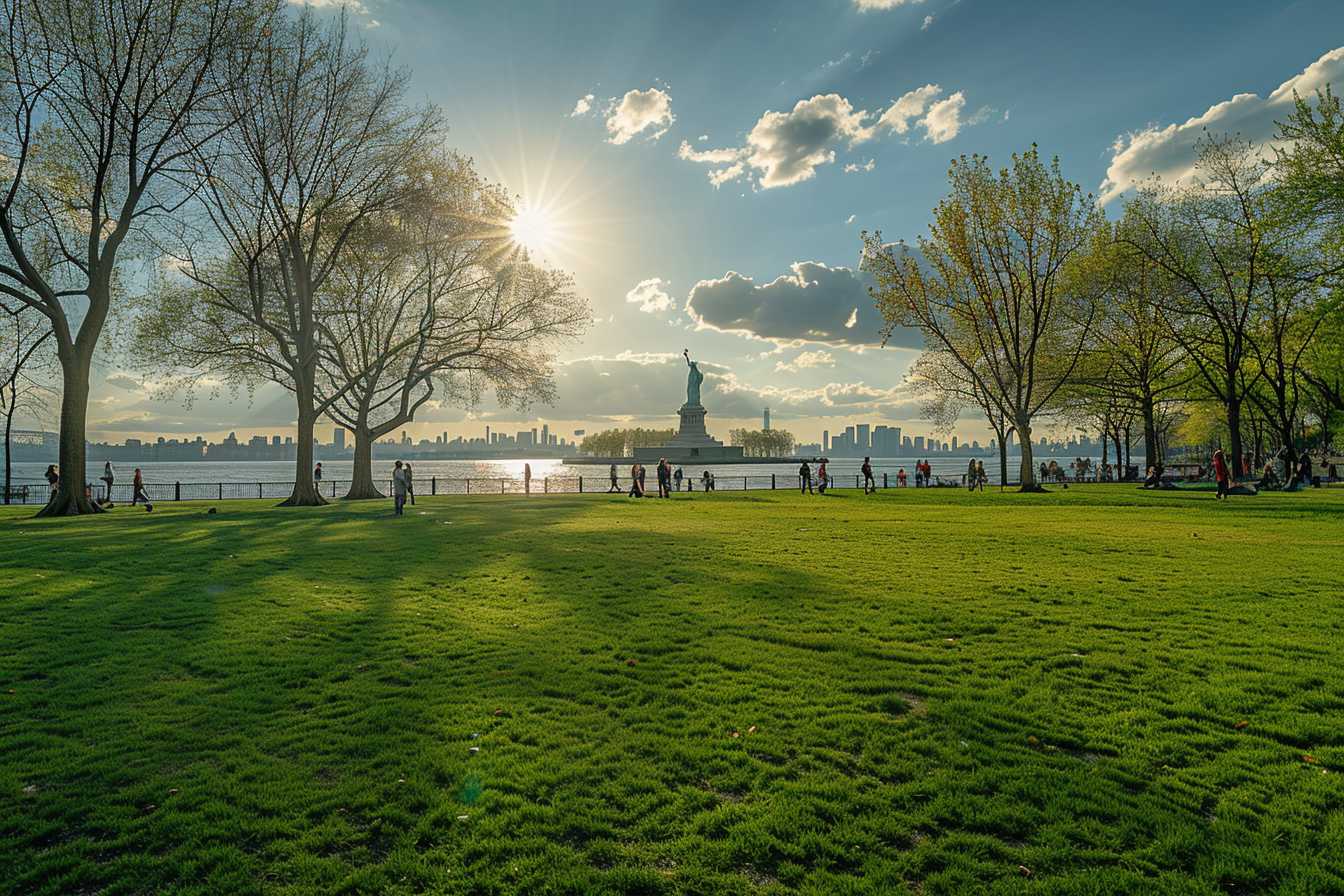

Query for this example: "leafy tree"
[863,146,1103,490]
[0,0,274,515]
[141,7,438,506]
[728,428,796,457]
[0,299,54,502]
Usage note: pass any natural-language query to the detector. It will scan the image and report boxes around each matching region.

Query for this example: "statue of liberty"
[683,348,703,407]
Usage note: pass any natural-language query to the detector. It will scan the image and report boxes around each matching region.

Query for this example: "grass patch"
[2,487,1343,894]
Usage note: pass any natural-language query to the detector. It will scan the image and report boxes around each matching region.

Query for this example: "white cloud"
[874,83,942,136]
[921,14,935,29]
[288,0,370,13]
[1099,46,1344,205]
[745,94,872,188]
[571,94,595,117]
[853,0,924,10]
[923,91,967,143]
[775,350,837,373]
[605,87,675,145]
[843,159,876,173]
[708,162,746,188]
[686,260,922,349]
[677,140,742,164]
[845,214,856,224]
[625,278,675,314]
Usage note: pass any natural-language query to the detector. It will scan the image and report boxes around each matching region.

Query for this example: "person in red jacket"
[1212,448,1231,500]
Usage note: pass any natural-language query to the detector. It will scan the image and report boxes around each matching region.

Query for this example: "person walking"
[966,458,977,492]
[608,463,620,493]
[628,463,642,497]
[524,463,532,496]
[101,461,115,502]
[799,460,813,494]
[392,461,408,515]
[404,463,416,505]
[673,466,684,492]
[975,460,987,491]
[1212,448,1231,500]
[131,467,153,512]
[861,456,876,494]
[638,462,648,497]
[817,459,828,495]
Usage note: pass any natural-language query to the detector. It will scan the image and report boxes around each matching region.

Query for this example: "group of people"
[391,461,416,514]
[41,461,155,510]
[797,459,830,494]
[964,458,988,491]
[611,459,707,498]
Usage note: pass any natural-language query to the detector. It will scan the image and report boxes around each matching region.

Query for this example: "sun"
[509,202,557,258]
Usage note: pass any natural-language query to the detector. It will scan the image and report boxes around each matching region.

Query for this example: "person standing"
[897,466,907,487]
[524,463,532,496]
[629,463,642,497]
[966,458,977,491]
[799,460,813,494]
[44,464,59,498]
[817,459,828,494]
[101,461,115,502]
[674,466,684,492]
[392,461,408,515]
[638,462,647,497]
[1298,453,1314,488]
[132,467,153,512]
[975,460,987,491]
[861,456,876,494]
[404,463,415,505]
[608,463,620,493]
[1212,448,1231,500]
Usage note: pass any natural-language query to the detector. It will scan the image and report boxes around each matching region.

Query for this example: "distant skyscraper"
[856,423,870,451]
[914,436,925,451]
[486,425,491,444]
[763,407,771,430]
[822,430,829,452]
[542,423,549,446]
[333,427,345,450]
[951,435,959,450]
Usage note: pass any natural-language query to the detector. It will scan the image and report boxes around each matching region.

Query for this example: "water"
[8,454,1131,491]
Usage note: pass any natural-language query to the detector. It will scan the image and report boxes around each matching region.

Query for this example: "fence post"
[743,476,747,491]
[544,477,549,494]
[432,476,437,496]
[175,481,181,501]
[855,474,860,489]
[771,474,776,490]
[219,483,223,500]
[466,478,470,495]
[884,472,889,489]
[501,478,505,494]
[579,476,584,493]
[259,483,263,499]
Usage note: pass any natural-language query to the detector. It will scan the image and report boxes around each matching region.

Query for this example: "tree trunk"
[35,350,101,516]
[1141,394,1158,469]
[1017,420,1041,491]
[344,426,384,499]
[1226,398,1245,478]
[280,383,327,507]
[4,401,13,505]
[998,430,1009,492]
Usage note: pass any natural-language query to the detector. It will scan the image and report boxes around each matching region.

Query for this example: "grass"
[1,486,1343,895]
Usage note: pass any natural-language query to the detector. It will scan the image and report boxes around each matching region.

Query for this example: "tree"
[0,0,273,514]
[863,146,1103,490]
[1072,219,1193,469]
[910,350,1014,488]
[319,155,587,498]
[728,428,796,457]
[1122,136,1282,477]
[142,7,439,506]
[0,300,54,502]
[577,428,675,456]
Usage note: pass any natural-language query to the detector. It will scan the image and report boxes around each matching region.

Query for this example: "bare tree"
[863,146,1102,490]
[318,153,587,498]
[142,7,440,506]
[0,0,274,514]
[0,299,54,502]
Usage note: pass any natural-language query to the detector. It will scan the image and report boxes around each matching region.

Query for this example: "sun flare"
[509,202,558,257]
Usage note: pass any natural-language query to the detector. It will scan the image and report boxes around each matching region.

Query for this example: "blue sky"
[88,0,1344,445]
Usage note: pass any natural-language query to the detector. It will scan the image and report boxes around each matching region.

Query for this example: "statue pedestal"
[669,404,716,445]
[634,402,744,463]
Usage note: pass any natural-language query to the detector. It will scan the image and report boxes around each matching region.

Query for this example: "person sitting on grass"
[132,468,154,512]
[1142,466,1161,489]
[1257,461,1278,491]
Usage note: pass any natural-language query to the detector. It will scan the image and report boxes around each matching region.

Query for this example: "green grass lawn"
[2,487,1343,895]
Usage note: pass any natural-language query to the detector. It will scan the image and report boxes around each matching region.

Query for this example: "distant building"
[334,427,345,450]
[855,423,870,451]
[763,407,771,431]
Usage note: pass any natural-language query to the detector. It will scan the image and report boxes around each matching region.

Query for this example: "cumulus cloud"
[686,260,922,349]
[1099,46,1344,204]
[571,93,595,117]
[680,85,980,188]
[922,91,967,143]
[605,87,675,145]
[853,0,923,10]
[745,94,871,188]
[625,278,676,314]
